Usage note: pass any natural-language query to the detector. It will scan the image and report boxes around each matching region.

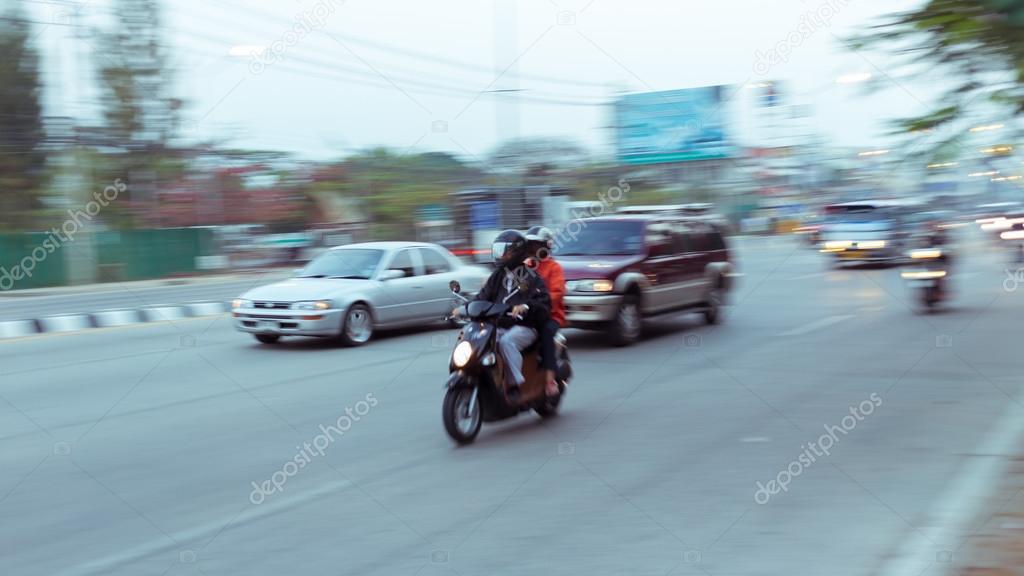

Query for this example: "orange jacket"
[536,258,566,327]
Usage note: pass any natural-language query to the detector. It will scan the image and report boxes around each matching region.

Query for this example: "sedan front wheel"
[339,304,374,346]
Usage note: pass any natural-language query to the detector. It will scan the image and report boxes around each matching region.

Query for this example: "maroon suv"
[555,215,734,346]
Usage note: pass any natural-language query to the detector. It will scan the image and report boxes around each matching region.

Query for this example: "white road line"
[54,478,352,576]
[877,398,1024,576]
[777,315,853,337]
[788,272,830,281]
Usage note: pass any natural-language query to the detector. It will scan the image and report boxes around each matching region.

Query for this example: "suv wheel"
[609,294,642,346]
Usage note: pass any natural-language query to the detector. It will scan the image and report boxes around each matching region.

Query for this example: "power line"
[166,7,606,103]
[172,28,609,107]
[198,0,613,90]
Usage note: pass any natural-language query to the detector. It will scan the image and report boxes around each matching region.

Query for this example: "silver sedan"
[232,242,490,345]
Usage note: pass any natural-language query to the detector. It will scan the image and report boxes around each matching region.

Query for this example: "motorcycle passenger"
[525,226,565,397]
[462,230,551,392]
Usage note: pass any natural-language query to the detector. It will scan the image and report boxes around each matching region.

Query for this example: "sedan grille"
[254,301,291,310]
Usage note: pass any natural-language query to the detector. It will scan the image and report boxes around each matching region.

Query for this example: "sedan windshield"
[297,249,383,279]
[554,221,645,256]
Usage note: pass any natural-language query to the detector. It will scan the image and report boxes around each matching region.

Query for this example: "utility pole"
[492,0,519,145]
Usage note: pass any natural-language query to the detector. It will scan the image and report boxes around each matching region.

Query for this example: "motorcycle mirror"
[449,280,461,293]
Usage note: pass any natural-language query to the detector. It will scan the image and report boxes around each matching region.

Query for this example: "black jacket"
[475,265,551,329]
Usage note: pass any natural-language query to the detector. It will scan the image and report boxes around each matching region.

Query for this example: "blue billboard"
[616,86,733,165]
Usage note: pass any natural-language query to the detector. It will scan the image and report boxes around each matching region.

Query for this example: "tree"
[96,0,182,225]
[857,0,1024,135]
[0,1,46,230]
[488,138,590,182]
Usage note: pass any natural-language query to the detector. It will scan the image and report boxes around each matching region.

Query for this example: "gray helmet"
[525,226,555,247]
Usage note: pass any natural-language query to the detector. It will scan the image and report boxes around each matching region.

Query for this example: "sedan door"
[375,248,427,325]
[416,247,460,318]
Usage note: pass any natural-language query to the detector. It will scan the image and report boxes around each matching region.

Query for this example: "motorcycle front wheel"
[443,386,481,444]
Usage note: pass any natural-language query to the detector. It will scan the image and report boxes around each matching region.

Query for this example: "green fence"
[0,233,71,290]
[0,228,215,290]
[95,228,215,283]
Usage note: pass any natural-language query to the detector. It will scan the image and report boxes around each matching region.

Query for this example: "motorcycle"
[442,280,572,445]
[901,247,950,312]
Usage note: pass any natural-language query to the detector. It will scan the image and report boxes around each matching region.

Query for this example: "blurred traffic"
[3,0,1024,575]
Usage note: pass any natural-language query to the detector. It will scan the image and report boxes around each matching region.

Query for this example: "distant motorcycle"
[442,281,571,445]
[901,247,950,312]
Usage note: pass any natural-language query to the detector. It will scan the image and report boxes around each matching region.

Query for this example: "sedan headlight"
[232,298,252,309]
[857,240,886,249]
[452,340,473,368]
[572,279,615,292]
[292,300,331,310]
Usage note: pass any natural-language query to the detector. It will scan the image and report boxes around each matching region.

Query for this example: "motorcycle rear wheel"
[534,384,564,418]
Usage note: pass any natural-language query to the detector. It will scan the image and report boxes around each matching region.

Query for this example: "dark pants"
[540,320,560,372]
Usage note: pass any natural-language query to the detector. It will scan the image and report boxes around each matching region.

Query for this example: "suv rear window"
[554,221,645,256]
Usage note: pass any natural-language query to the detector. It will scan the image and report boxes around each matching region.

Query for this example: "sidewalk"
[950,451,1024,574]
[0,266,293,299]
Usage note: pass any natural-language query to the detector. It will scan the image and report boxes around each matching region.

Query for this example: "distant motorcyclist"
[525,226,565,397]
[455,230,551,391]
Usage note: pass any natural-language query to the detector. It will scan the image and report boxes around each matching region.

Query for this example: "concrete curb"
[0,301,229,340]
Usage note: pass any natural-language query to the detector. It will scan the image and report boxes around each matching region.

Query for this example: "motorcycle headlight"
[292,300,331,310]
[572,279,614,292]
[452,341,473,368]
[232,298,253,309]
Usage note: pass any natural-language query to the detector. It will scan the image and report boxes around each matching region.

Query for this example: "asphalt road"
[2,234,1021,576]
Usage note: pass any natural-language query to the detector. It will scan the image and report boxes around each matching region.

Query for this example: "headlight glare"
[452,341,473,367]
[574,279,615,292]
[824,240,852,250]
[293,300,331,310]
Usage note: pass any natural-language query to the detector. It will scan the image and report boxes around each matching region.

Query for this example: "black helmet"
[491,229,529,268]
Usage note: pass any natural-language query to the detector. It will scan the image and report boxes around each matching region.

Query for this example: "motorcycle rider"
[455,230,551,393]
[525,226,565,397]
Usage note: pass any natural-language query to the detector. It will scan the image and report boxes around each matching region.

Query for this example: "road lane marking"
[877,396,1024,576]
[788,272,830,280]
[740,437,772,443]
[777,315,853,337]
[54,478,353,576]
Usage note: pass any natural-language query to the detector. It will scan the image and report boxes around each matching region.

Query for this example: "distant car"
[555,215,734,346]
[232,242,490,346]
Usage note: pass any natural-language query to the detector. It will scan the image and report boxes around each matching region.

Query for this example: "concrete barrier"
[0,320,39,339]
[91,309,143,328]
[141,306,187,322]
[38,315,93,333]
[184,302,228,317]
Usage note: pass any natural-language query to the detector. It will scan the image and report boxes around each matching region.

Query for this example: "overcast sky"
[29,0,939,161]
